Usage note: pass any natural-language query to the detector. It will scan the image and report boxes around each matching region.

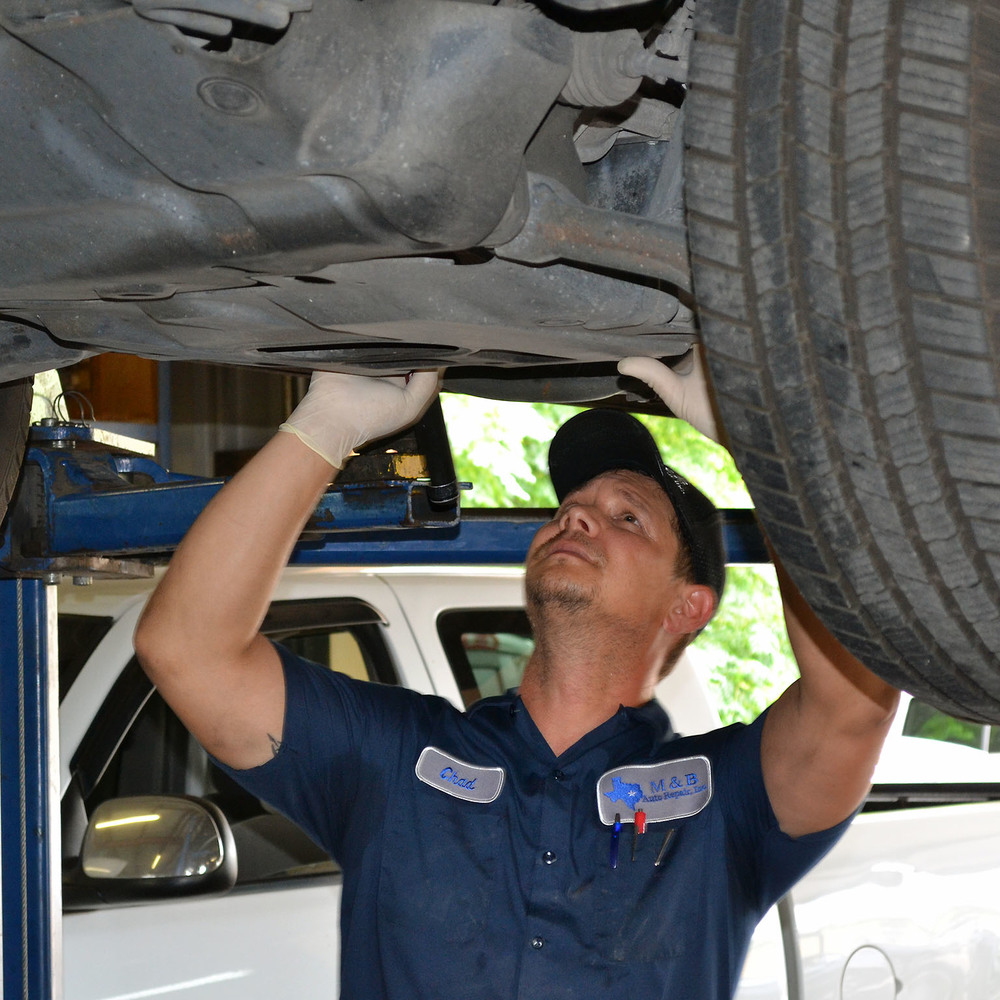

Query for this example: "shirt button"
[553,769,566,781]
[531,936,545,950]
[542,851,557,865]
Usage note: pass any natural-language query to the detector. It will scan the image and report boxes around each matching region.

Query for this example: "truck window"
[902,698,996,753]
[58,613,114,701]
[437,609,534,707]
[263,597,397,685]
[67,602,396,891]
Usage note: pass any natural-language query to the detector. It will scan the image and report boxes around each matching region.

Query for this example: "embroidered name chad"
[415,746,505,803]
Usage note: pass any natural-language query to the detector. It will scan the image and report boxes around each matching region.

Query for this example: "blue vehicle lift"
[0,410,766,1000]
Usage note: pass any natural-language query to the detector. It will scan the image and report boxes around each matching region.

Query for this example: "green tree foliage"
[696,566,797,724]
[442,395,577,508]
[901,700,982,749]
[631,413,799,723]
[441,394,799,723]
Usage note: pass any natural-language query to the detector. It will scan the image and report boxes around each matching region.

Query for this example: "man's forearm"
[135,433,334,682]
[130,431,337,767]
[136,368,440,673]
[774,556,899,726]
[761,553,899,837]
[132,370,440,768]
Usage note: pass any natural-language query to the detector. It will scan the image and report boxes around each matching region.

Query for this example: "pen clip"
[653,827,676,867]
[610,813,621,870]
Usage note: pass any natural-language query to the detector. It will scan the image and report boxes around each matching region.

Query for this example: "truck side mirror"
[64,795,236,910]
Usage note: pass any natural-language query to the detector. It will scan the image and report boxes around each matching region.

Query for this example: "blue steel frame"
[1,428,766,575]
[0,439,459,577]
[0,578,57,1000]
[289,508,768,566]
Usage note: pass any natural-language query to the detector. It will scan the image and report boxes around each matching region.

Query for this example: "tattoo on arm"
[268,733,283,758]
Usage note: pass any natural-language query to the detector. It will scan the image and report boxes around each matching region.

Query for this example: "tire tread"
[687,0,1000,718]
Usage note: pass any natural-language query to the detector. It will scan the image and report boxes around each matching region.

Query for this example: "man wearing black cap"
[136,360,898,1000]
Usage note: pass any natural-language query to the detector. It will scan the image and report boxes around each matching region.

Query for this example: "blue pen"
[610,813,621,869]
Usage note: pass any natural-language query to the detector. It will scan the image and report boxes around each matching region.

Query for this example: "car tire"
[684,0,1000,719]
[0,378,32,530]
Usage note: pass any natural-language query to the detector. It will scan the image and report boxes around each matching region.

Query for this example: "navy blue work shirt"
[220,643,851,999]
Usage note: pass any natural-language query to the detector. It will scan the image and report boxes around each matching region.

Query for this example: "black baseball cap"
[548,409,726,600]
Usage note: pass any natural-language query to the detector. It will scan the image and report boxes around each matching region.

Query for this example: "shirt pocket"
[377,790,505,947]
[586,823,691,966]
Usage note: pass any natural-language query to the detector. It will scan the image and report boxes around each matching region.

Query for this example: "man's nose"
[560,503,596,534]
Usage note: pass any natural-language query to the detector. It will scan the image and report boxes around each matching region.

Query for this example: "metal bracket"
[1,401,463,581]
[494,173,691,290]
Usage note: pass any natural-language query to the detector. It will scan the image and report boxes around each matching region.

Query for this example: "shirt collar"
[468,690,674,765]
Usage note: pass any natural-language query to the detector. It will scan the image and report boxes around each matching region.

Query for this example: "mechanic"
[134,356,899,1000]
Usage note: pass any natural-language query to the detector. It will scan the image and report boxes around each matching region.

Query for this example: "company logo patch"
[415,746,506,803]
[596,755,712,825]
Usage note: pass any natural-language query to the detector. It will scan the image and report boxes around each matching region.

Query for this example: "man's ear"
[664,586,716,636]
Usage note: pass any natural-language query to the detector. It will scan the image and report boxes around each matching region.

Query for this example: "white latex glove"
[278,370,441,469]
[129,0,310,36]
[617,349,721,444]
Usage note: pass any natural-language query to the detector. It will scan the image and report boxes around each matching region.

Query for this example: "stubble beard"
[525,571,594,618]
[524,531,605,635]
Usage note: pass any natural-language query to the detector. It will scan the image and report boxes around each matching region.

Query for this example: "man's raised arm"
[133,371,440,771]
[618,353,899,837]
[760,556,898,835]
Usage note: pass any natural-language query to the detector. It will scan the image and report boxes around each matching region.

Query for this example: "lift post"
[0,576,60,1000]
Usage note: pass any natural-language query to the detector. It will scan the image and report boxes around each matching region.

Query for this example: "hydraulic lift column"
[0,576,60,999]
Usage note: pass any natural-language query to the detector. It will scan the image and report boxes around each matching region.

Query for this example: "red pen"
[631,809,647,861]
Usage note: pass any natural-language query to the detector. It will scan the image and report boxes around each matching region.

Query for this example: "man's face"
[525,469,687,632]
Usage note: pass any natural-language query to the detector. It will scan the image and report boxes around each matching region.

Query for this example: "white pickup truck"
[58,564,1000,1000]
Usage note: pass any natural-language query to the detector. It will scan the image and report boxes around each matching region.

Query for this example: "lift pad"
[0,399,464,580]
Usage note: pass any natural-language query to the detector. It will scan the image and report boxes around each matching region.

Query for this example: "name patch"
[596,755,713,825]
[415,746,505,803]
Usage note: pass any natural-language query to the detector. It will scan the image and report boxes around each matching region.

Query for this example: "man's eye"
[621,512,639,524]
